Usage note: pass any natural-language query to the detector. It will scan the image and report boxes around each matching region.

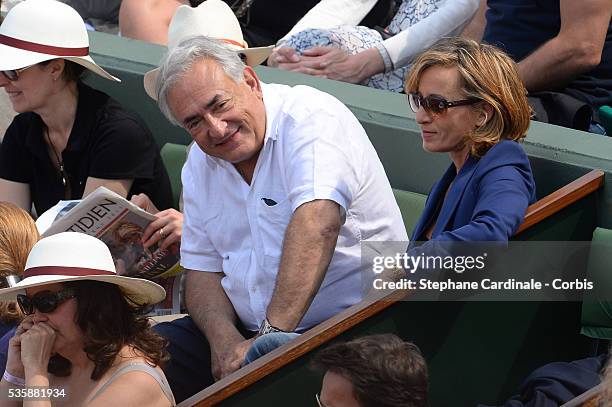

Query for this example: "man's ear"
[243,66,263,98]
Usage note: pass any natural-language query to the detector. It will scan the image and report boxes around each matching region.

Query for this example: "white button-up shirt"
[181,83,407,332]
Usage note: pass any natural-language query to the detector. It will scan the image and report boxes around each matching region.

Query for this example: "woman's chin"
[7,100,28,114]
[422,141,444,153]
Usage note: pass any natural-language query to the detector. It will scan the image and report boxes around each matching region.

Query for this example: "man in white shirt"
[152,35,407,402]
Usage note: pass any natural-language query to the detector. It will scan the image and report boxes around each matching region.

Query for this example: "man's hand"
[185,271,249,380]
[267,46,300,67]
[211,338,255,381]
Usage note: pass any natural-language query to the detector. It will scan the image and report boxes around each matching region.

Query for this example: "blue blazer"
[411,140,536,242]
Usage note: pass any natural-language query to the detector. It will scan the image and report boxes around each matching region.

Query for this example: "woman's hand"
[267,46,300,67]
[141,209,184,250]
[5,316,34,378]
[20,322,56,377]
[275,47,385,84]
[131,193,160,214]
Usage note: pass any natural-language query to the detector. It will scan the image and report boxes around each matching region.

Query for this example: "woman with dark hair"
[0,232,174,406]
[0,0,172,215]
[405,37,536,242]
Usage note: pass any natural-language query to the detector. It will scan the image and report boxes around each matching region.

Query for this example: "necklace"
[45,127,68,187]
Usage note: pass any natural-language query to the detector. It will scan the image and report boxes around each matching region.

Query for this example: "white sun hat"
[0,232,165,305]
[143,0,273,100]
[0,0,120,82]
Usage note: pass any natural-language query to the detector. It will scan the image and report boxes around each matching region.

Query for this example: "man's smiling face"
[168,58,266,169]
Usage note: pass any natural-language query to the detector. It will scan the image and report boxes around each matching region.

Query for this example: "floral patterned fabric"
[282,0,443,93]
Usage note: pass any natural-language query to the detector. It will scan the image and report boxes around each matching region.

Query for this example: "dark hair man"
[313,334,428,407]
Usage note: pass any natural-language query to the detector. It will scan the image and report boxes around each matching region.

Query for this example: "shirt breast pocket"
[257,195,292,261]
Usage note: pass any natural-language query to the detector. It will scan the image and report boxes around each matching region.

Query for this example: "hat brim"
[0,42,121,82]
[0,274,166,305]
[143,45,274,100]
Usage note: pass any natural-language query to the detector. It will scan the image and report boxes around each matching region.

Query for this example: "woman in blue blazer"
[405,38,536,242]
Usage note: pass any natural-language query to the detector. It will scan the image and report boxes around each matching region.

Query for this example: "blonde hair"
[0,202,39,323]
[405,37,531,158]
[600,354,612,406]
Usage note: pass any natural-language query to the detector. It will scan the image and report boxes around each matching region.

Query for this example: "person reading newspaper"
[35,187,183,316]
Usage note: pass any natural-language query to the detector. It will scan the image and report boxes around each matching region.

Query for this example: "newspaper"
[37,187,182,315]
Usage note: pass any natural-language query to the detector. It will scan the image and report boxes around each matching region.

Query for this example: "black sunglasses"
[408,92,480,115]
[16,288,76,316]
[1,65,34,82]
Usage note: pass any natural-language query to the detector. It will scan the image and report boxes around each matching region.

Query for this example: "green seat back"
[599,105,612,135]
[160,143,189,210]
[392,188,427,236]
[581,227,612,340]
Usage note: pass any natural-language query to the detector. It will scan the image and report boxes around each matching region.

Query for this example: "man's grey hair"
[156,36,246,126]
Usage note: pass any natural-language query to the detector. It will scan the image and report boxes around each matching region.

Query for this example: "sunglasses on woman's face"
[1,65,34,82]
[16,288,76,315]
[408,92,480,115]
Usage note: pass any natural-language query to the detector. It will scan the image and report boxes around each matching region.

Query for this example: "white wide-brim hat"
[143,0,273,100]
[0,232,165,305]
[0,0,120,82]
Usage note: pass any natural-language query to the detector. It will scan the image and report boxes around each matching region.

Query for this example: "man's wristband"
[258,318,286,336]
[3,371,25,386]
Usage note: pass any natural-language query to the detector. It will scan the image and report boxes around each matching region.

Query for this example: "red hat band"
[0,34,89,57]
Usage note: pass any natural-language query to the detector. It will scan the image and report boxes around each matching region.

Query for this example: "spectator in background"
[0,202,39,374]
[477,353,607,406]
[119,0,381,48]
[313,334,428,407]
[120,0,189,46]
[462,0,612,134]
[0,0,173,216]
[269,0,479,93]
[4,0,121,32]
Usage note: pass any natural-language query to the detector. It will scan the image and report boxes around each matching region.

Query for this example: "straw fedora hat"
[143,0,273,100]
[0,232,166,305]
[0,0,120,82]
